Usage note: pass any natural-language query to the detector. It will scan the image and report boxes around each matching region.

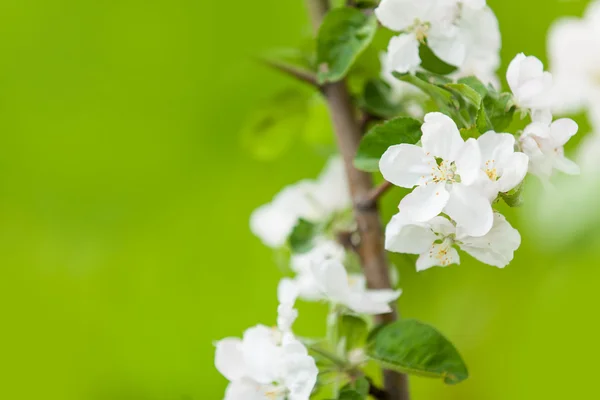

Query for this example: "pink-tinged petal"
[455,138,481,185]
[385,212,437,254]
[421,112,464,160]
[399,183,449,222]
[379,144,432,188]
[445,184,493,237]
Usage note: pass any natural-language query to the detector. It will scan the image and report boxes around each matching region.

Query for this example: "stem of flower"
[303,1,410,399]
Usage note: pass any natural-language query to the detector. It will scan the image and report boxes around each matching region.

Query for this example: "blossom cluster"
[213,0,586,398]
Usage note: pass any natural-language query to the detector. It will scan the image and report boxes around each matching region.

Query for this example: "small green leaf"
[419,43,458,75]
[499,182,524,207]
[289,219,319,253]
[483,91,516,132]
[354,117,422,172]
[457,76,489,99]
[317,8,378,83]
[366,319,469,385]
[444,83,482,109]
[337,389,364,400]
[354,0,380,8]
[359,79,402,118]
[338,315,369,351]
[393,72,457,113]
[338,379,369,400]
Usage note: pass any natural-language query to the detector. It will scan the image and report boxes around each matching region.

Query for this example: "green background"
[0,0,597,399]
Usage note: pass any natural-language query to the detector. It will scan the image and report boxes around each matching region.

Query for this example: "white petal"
[249,203,295,248]
[386,34,421,74]
[310,260,352,304]
[384,212,437,254]
[531,109,553,125]
[497,152,529,193]
[462,0,486,9]
[314,156,351,214]
[416,242,460,271]
[277,278,299,305]
[428,32,467,68]
[506,53,526,94]
[224,379,265,400]
[553,156,580,175]
[550,118,578,147]
[241,325,282,384]
[421,112,464,160]
[345,289,401,315]
[375,0,432,32]
[445,184,493,237]
[458,212,521,268]
[477,131,515,164]
[454,138,481,185]
[215,338,247,381]
[429,215,457,237]
[399,183,449,222]
[379,144,432,188]
[281,340,318,400]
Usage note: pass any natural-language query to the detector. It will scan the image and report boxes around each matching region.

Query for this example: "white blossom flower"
[519,110,579,179]
[298,259,401,315]
[250,157,350,248]
[215,295,317,400]
[475,131,529,200]
[451,4,501,87]
[548,0,600,128]
[506,53,553,111]
[385,212,521,270]
[375,0,466,74]
[380,112,493,237]
[287,239,347,301]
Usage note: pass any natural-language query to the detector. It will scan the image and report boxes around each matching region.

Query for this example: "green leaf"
[444,83,482,109]
[482,91,516,132]
[366,319,469,385]
[419,43,458,75]
[240,90,309,161]
[354,0,380,8]
[359,79,402,118]
[337,389,364,400]
[289,219,319,253]
[317,8,378,83]
[337,315,369,351]
[393,72,457,113]
[457,76,489,99]
[354,117,422,172]
[499,182,524,207]
[338,379,369,400]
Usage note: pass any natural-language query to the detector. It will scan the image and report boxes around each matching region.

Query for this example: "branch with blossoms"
[213,1,582,400]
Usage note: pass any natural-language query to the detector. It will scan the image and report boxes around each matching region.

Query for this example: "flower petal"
[445,184,493,237]
[458,212,521,268]
[550,118,578,147]
[399,183,449,222]
[454,138,481,185]
[379,144,432,188]
[497,152,529,193]
[385,212,437,254]
[282,340,318,400]
[215,338,247,382]
[310,260,351,303]
[421,112,464,160]
[477,131,515,164]
[386,34,421,74]
[428,32,467,68]
[345,289,401,315]
[506,53,526,94]
[375,0,432,32]
[553,155,580,175]
[416,243,460,271]
[224,379,265,400]
[242,325,282,384]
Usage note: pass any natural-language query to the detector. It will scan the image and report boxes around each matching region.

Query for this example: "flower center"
[484,159,498,181]
[264,385,286,400]
[430,159,458,184]
[410,19,430,42]
[430,238,454,266]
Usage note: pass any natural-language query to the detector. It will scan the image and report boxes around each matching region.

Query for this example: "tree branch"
[368,378,389,400]
[257,57,319,88]
[357,181,393,210]
[303,1,410,399]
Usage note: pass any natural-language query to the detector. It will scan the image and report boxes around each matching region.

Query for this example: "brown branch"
[357,180,393,210]
[303,1,410,399]
[257,58,319,88]
[368,378,389,400]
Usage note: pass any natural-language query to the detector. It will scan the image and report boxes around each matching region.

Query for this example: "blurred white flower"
[548,0,600,129]
[307,260,401,315]
[380,112,493,237]
[385,212,521,270]
[250,156,350,248]
[375,0,467,73]
[475,131,529,200]
[380,51,426,118]
[506,53,553,111]
[519,110,579,179]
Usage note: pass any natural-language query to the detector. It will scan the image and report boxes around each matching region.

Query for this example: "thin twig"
[303,1,410,399]
[257,57,319,88]
[357,181,393,210]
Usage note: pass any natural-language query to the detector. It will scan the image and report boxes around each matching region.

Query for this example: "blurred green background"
[0,0,597,399]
